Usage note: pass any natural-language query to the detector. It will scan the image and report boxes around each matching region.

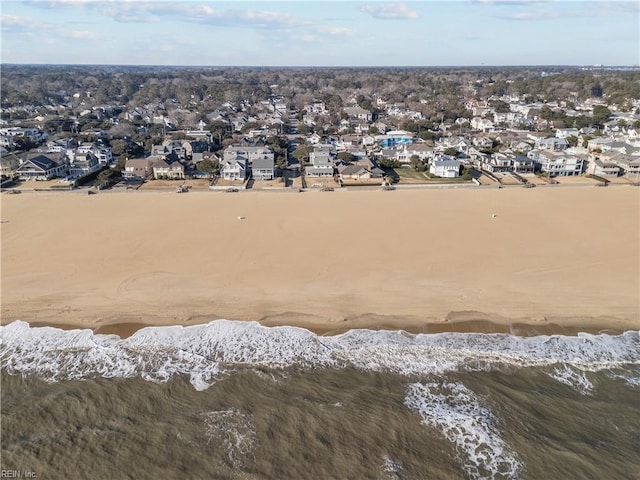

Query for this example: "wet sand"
[2,186,639,334]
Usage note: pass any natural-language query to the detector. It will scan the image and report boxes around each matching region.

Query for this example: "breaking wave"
[1,320,639,391]
[404,382,521,479]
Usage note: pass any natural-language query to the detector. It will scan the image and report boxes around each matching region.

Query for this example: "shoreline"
[21,314,635,339]
[2,186,638,336]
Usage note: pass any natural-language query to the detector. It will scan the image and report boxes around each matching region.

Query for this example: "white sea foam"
[548,365,594,394]
[1,320,639,391]
[201,408,257,469]
[605,368,640,388]
[404,382,522,480]
[381,455,402,475]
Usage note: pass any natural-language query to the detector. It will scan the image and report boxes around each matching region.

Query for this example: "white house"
[220,157,247,181]
[68,152,101,178]
[152,159,185,180]
[430,157,460,178]
[527,150,584,176]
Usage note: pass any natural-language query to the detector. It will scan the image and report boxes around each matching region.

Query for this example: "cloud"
[1,14,56,33]
[496,9,564,19]
[65,30,98,39]
[21,1,312,29]
[216,9,311,29]
[1,13,100,41]
[359,2,418,19]
[494,1,639,21]
[470,1,552,5]
[317,26,355,37]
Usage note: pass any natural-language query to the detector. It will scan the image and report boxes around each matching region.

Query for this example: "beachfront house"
[0,154,20,176]
[223,146,274,165]
[600,153,640,176]
[587,159,621,177]
[68,152,101,178]
[307,145,336,177]
[336,162,384,182]
[15,154,66,180]
[430,157,461,178]
[152,158,185,180]
[220,157,248,181]
[122,158,153,180]
[527,150,584,176]
[251,156,275,180]
[512,154,536,173]
[481,153,512,173]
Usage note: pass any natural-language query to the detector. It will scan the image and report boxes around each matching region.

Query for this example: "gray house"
[16,155,66,180]
[307,145,336,177]
[252,156,275,180]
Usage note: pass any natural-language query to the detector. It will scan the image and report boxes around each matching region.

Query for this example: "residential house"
[471,117,495,132]
[586,137,613,152]
[555,128,580,139]
[534,137,569,151]
[68,152,101,178]
[0,127,47,144]
[466,147,487,165]
[223,146,274,165]
[306,100,327,115]
[16,154,66,180]
[494,111,526,127]
[481,153,512,173]
[343,107,373,122]
[601,152,640,176]
[472,136,495,150]
[152,158,185,180]
[220,157,248,181]
[307,144,336,177]
[307,133,322,145]
[512,154,536,173]
[377,130,413,148]
[251,156,275,180]
[601,141,637,155]
[527,150,584,176]
[587,159,621,177]
[93,146,113,165]
[122,158,153,180]
[0,135,14,150]
[0,153,20,176]
[511,141,533,153]
[46,140,69,153]
[336,163,384,182]
[336,135,359,150]
[362,134,377,146]
[430,157,460,178]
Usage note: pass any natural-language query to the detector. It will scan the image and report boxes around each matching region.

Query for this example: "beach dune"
[1,186,638,334]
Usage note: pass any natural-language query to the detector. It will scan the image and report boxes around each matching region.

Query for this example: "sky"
[1,0,638,66]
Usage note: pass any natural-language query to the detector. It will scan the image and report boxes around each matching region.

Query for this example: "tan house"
[122,158,153,179]
[152,159,185,180]
[337,163,384,182]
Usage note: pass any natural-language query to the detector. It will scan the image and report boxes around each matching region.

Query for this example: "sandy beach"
[1,186,638,334]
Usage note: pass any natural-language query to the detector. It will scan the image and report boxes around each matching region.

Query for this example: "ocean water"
[1,320,639,479]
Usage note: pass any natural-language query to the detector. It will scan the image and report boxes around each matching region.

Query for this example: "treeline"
[2,65,639,113]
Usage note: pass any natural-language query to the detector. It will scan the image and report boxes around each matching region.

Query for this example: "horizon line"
[2,63,640,69]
